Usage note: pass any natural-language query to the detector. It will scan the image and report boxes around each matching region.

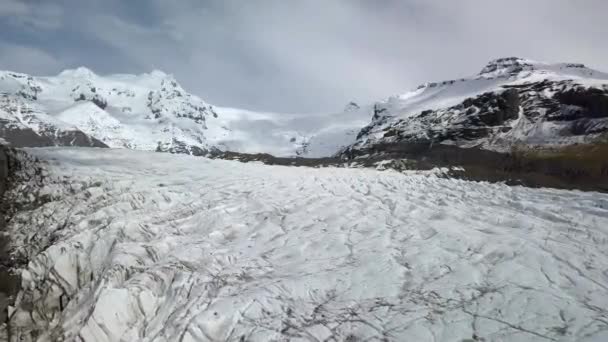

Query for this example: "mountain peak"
[478,57,537,78]
[149,70,168,78]
[140,70,183,89]
[58,66,97,79]
[344,101,360,112]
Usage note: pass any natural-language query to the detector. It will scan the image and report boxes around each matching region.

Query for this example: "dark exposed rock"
[372,104,388,121]
[460,88,520,127]
[565,63,586,69]
[339,141,608,192]
[55,131,108,148]
[356,117,383,140]
[0,146,8,204]
[209,142,608,193]
[383,129,399,138]
[0,125,55,147]
[478,57,534,77]
[554,87,608,118]
[344,102,360,112]
[419,109,433,117]
[91,97,107,110]
[568,118,608,136]
[155,139,212,157]
[210,150,342,168]
[0,122,108,148]
[0,147,21,331]
[75,93,107,110]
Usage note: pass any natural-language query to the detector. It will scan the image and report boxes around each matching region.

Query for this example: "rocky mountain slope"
[342,57,608,157]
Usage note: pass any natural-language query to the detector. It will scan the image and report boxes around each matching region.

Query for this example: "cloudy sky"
[1,0,607,113]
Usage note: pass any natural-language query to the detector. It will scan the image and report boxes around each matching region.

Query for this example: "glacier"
[2,147,608,341]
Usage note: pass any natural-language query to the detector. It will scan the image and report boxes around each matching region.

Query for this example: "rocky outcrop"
[1,147,20,338]
[0,125,51,147]
[553,87,608,120]
[0,147,7,195]
[0,123,108,148]
[0,147,7,335]
[0,148,58,339]
[353,87,524,145]
[54,130,108,148]
[477,57,535,78]
[344,101,360,112]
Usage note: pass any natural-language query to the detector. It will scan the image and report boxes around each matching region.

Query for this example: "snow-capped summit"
[476,57,606,81]
[57,66,97,79]
[477,57,536,78]
[148,69,169,78]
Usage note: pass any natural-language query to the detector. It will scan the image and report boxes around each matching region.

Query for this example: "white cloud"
[0,0,64,30]
[1,0,607,113]
[0,0,28,16]
[0,42,61,75]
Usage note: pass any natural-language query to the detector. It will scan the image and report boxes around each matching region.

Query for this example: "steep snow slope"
[0,90,107,148]
[4,147,608,341]
[347,57,608,154]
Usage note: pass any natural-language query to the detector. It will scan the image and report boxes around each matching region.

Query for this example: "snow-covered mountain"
[2,57,607,159]
[0,67,369,157]
[342,57,608,156]
[0,71,108,149]
[0,67,227,155]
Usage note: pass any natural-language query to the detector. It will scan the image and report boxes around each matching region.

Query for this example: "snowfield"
[5,148,608,341]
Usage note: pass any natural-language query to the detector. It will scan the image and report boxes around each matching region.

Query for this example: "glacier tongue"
[4,147,608,341]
